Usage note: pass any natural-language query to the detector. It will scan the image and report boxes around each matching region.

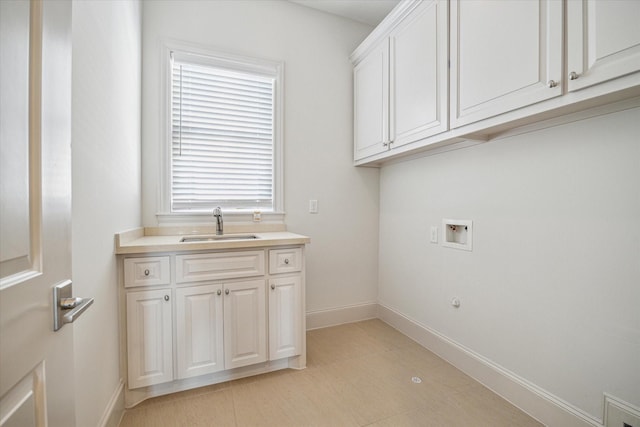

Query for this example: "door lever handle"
[60,297,83,309]
[62,297,94,325]
[53,280,94,331]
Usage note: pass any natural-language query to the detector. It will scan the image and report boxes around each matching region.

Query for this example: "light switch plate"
[430,226,438,243]
[309,199,318,214]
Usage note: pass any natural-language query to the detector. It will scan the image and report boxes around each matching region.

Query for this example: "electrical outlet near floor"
[604,394,640,427]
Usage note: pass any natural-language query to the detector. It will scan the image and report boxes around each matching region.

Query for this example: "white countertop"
[115,228,310,255]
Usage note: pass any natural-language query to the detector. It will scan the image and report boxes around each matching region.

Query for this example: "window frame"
[157,41,284,225]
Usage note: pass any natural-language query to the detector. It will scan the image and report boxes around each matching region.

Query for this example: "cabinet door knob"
[569,71,579,80]
[547,80,557,88]
[271,284,276,290]
[225,289,230,295]
[164,295,169,301]
[382,142,389,147]
[217,289,222,296]
[284,258,290,265]
[144,269,150,276]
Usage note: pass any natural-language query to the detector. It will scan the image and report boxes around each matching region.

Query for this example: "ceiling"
[288,0,401,26]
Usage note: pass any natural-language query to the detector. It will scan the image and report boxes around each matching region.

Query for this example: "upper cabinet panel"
[352,0,639,166]
[354,39,390,161]
[566,0,640,92]
[450,0,563,128]
[352,0,448,162]
[391,0,448,148]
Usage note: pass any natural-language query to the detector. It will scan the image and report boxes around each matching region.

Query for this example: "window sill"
[156,211,285,227]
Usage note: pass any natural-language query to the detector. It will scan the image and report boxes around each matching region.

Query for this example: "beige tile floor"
[119,320,543,427]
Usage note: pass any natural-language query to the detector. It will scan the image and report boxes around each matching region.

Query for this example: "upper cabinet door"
[450,0,563,128]
[567,0,640,92]
[390,0,448,148]
[354,39,389,161]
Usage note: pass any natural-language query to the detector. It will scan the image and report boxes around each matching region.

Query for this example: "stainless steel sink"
[180,234,259,243]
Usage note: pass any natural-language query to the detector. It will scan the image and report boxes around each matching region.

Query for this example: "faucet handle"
[213,207,222,217]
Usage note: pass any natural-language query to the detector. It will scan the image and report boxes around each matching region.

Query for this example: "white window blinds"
[170,54,275,212]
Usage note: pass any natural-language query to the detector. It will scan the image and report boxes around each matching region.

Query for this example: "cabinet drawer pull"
[144,269,150,276]
[164,295,170,301]
[225,289,230,295]
[284,258,290,265]
[217,289,222,296]
[271,284,276,290]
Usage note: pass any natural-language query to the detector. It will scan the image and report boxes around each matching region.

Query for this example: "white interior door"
[0,1,77,426]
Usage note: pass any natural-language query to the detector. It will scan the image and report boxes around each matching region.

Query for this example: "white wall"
[72,1,141,425]
[142,1,379,315]
[378,107,640,421]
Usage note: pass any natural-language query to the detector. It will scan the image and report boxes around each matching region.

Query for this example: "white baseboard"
[306,302,377,330]
[377,304,603,427]
[98,379,125,427]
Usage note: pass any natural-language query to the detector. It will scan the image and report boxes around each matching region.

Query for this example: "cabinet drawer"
[124,256,170,288]
[269,248,302,274]
[176,251,265,284]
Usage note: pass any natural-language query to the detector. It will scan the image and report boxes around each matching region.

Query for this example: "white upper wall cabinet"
[450,0,563,128]
[391,0,448,148]
[354,39,390,160]
[352,0,449,161]
[353,0,448,162]
[566,0,640,92]
[352,0,639,166]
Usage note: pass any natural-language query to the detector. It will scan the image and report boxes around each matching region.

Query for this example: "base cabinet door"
[450,0,563,127]
[567,0,640,92]
[268,276,303,360]
[223,279,267,369]
[175,284,224,379]
[126,289,173,389]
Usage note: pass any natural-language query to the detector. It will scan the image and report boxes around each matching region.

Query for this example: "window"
[165,47,282,216]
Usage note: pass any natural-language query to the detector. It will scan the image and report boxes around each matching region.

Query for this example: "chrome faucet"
[213,207,223,235]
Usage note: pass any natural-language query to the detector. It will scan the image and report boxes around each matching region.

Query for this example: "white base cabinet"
[269,276,303,360]
[119,246,306,407]
[223,279,267,369]
[175,284,224,379]
[126,289,173,389]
